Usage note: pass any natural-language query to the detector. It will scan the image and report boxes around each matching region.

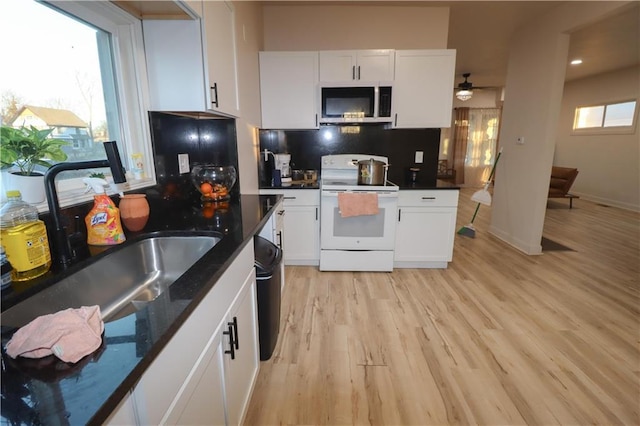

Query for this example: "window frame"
[27,1,156,212]
[571,99,638,136]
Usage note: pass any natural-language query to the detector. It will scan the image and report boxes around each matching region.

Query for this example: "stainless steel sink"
[1,235,220,328]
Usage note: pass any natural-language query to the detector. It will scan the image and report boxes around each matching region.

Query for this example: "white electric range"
[319,154,399,272]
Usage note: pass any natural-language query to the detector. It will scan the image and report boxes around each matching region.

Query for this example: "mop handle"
[470,203,481,224]
[486,148,503,183]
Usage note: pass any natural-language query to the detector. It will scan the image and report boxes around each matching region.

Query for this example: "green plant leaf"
[0,125,70,175]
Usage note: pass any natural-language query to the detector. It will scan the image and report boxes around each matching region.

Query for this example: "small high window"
[573,100,637,133]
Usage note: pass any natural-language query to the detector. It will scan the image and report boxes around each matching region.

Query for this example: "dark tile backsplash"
[149,112,240,198]
[258,124,440,186]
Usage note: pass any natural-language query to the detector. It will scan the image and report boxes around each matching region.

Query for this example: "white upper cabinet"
[143,19,207,112]
[259,51,319,129]
[319,50,395,82]
[392,49,456,128]
[142,1,239,116]
[202,1,240,116]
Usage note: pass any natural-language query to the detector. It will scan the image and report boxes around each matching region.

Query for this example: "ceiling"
[446,1,639,89]
[114,1,638,91]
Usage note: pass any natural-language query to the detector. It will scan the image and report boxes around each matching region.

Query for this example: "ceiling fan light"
[456,89,473,101]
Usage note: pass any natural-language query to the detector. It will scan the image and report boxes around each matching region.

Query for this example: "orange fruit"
[200,182,213,195]
[202,204,215,219]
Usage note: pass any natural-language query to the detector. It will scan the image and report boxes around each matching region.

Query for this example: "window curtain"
[451,107,469,185]
[464,108,501,187]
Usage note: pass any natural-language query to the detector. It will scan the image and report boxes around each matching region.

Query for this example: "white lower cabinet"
[258,198,286,291]
[164,330,226,425]
[105,392,137,425]
[259,190,320,265]
[394,190,459,268]
[109,242,259,425]
[223,269,259,426]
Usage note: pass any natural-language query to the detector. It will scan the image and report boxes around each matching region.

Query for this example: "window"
[573,100,637,133]
[0,0,153,209]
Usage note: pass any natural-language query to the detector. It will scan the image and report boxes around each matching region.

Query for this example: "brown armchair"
[548,166,579,208]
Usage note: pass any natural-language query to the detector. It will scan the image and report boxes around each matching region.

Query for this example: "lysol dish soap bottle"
[83,178,126,246]
[0,190,52,281]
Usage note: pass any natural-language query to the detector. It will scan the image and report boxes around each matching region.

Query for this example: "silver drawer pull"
[284,196,296,200]
[421,197,436,200]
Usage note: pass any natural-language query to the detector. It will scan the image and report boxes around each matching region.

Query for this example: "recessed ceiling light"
[570,59,583,65]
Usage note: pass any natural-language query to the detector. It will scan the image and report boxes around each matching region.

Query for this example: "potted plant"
[0,125,69,203]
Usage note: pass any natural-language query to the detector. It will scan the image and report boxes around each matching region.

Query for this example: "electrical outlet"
[415,151,424,163]
[517,136,525,145]
[178,153,190,174]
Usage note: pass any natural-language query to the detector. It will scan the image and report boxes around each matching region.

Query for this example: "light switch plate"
[415,151,424,163]
[178,153,190,174]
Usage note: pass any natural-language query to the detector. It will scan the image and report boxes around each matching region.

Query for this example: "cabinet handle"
[223,321,235,360]
[315,207,318,221]
[357,65,361,80]
[284,196,296,200]
[398,209,402,222]
[277,230,283,250]
[394,113,398,127]
[352,65,355,80]
[315,114,318,127]
[232,316,239,350]
[421,197,436,200]
[211,83,219,108]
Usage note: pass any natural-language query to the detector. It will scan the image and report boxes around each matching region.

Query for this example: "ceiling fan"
[454,73,498,101]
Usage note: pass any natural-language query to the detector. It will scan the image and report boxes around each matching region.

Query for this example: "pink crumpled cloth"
[5,305,104,364]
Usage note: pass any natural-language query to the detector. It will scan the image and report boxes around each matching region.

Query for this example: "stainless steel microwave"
[319,83,393,124]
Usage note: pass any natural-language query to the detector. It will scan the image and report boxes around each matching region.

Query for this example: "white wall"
[490,1,633,255]
[262,4,449,50]
[555,66,639,211]
[233,1,263,194]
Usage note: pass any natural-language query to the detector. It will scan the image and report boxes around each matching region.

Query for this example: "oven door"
[320,190,398,250]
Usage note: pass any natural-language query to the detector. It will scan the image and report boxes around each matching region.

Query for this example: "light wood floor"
[245,190,640,425]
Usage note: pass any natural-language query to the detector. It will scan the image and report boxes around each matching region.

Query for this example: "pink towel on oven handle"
[5,305,104,364]
[338,192,379,218]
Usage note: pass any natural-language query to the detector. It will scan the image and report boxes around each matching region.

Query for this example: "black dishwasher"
[254,235,283,361]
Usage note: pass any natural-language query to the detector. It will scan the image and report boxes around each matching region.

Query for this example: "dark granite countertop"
[259,182,319,190]
[0,193,281,425]
[260,181,458,191]
[396,179,461,190]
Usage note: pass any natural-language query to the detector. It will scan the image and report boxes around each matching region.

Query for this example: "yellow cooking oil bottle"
[83,178,126,246]
[0,190,52,281]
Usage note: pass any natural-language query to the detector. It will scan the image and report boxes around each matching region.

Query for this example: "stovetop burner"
[320,154,399,192]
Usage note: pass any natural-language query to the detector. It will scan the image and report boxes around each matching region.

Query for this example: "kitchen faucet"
[44,141,127,268]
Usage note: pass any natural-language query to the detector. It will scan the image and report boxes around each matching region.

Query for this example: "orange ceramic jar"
[119,194,150,232]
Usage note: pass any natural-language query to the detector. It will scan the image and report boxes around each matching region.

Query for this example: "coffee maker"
[274,153,292,186]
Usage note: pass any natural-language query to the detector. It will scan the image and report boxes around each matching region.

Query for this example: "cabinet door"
[319,50,357,81]
[394,207,457,262]
[105,392,137,425]
[223,269,259,426]
[356,50,395,81]
[164,331,226,425]
[143,19,207,111]
[283,205,319,265]
[202,1,239,116]
[393,50,456,128]
[319,50,394,81]
[260,52,319,129]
